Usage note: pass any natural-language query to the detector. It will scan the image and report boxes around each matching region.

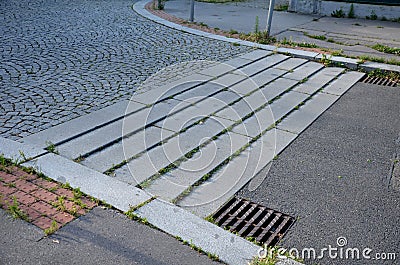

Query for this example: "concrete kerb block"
[359,61,400,73]
[315,54,360,70]
[135,198,261,265]
[22,153,152,212]
[277,47,320,60]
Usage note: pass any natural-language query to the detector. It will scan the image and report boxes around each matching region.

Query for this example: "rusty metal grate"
[212,197,295,246]
[361,75,398,87]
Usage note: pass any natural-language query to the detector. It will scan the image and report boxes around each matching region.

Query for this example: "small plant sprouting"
[7,197,29,221]
[45,141,58,154]
[331,9,345,18]
[366,10,377,20]
[44,220,59,235]
[275,4,288,12]
[348,4,355,18]
[320,53,333,66]
[204,215,216,224]
[53,196,67,212]
[254,16,259,34]
[18,150,27,163]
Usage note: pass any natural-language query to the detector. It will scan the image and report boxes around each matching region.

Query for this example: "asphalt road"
[237,81,400,264]
[0,207,221,265]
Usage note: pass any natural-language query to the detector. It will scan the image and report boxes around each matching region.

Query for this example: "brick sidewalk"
[0,159,97,232]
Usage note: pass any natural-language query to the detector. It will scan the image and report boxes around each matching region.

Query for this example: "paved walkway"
[1,0,398,264]
[21,50,364,218]
[164,0,400,61]
[0,0,249,140]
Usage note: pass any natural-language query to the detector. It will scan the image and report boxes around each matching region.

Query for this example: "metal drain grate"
[361,75,398,87]
[212,197,295,246]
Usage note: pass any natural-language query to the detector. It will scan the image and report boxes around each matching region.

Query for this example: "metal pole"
[266,0,275,36]
[189,0,195,22]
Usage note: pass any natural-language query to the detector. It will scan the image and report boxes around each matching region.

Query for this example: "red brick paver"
[0,161,98,234]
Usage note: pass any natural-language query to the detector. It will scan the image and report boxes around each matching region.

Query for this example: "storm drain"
[360,75,398,87]
[212,197,295,246]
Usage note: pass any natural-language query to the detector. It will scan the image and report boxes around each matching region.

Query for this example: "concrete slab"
[239,49,272,61]
[223,56,253,69]
[232,107,275,138]
[237,54,289,76]
[22,153,151,212]
[270,91,310,120]
[133,73,212,104]
[283,61,324,81]
[273,57,308,71]
[57,99,189,159]
[260,78,299,100]
[228,78,260,96]
[173,82,223,102]
[323,71,365,96]
[251,68,288,87]
[81,126,175,173]
[198,63,237,77]
[278,92,339,134]
[145,131,250,201]
[21,100,139,147]
[293,67,344,95]
[212,73,248,88]
[135,199,260,265]
[178,129,297,217]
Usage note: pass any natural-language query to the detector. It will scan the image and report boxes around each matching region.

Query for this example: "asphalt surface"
[0,0,249,140]
[0,207,221,265]
[237,82,400,264]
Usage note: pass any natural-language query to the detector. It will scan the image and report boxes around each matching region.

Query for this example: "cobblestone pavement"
[0,0,250,140]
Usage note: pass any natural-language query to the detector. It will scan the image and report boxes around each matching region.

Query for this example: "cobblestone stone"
[0,0,250,140]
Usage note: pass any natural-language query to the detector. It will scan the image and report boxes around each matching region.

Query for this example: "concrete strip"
[261,78,299,100]
[212,73,248,87]
[133,74,211,104]
[116,117,229,185]
[238,54,289,76]
[232,107,275,138]
[135,198,260,265]
[277,93,339,134]
[198,63,237,77]
[178,129,297,217]
[0,137,46,161]
[270,91,310,120]
[21,100,138,147]
[323,71,365,96]
[273,57,308,71]
[360,61,400,73]
[222,57,253,69]
[293,67,344,95]
[251,68,288,87]
[57,99,190,159]
[283,61,324,81]
[81,126,175,173]
[238,49,272,61]
[145,132,250,201]
[22,153,151,212]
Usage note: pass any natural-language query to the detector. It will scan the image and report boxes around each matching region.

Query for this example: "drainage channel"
[360,75,398,87]
[212,197,295,247]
